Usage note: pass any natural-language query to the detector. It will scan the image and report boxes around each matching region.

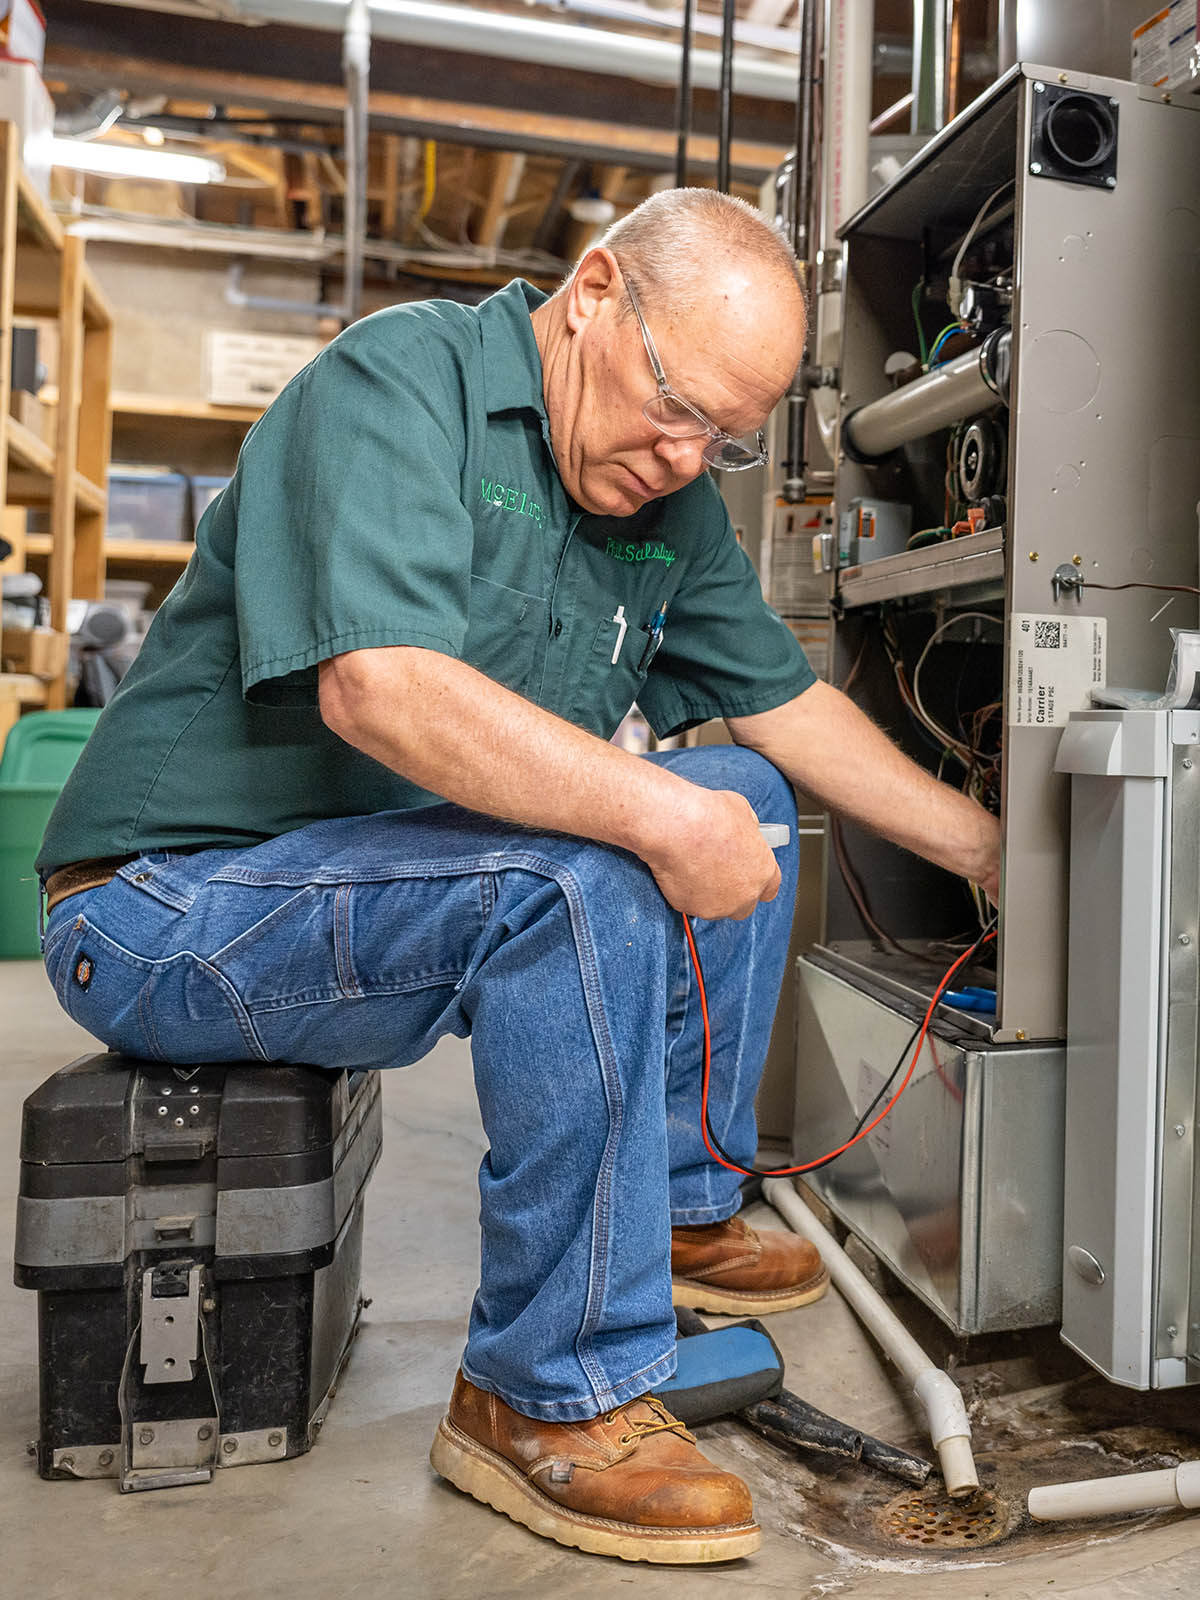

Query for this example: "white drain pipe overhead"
[763,1179,980,1498]
[206,0,801,101]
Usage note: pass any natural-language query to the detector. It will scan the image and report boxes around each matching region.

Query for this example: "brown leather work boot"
[671,1214,830,1315]
[429,1370,761,1564]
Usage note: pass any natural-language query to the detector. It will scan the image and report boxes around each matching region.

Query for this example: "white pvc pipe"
[842,342,1003,459]
[763,1178,980,1497]
[218,0,802,101]
[1029,1461,1200,1523]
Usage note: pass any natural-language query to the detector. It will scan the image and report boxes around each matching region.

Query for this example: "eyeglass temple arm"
[624,277,671,395]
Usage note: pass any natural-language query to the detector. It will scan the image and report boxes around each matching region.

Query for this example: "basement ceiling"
[41,0,1001,291]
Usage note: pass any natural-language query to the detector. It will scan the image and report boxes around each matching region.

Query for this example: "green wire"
[911,280,929,367]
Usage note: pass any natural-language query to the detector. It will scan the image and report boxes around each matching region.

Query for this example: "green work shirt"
[39,280,815,877]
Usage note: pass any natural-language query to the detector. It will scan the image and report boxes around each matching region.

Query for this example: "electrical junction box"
[838,497,912,566]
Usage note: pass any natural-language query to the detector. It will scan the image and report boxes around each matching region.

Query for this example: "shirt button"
[553,619,563,638]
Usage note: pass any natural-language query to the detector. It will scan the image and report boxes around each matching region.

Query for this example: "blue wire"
[928,325,966,366]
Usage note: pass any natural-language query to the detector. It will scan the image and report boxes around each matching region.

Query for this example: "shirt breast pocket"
[463,573,547,698]
[568,609,652,739]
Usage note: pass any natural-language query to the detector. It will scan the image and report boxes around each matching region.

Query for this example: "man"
[38,189,999,1565]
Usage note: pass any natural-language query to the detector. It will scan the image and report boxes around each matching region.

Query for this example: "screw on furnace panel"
[139,1429,154,1447]
[1168,1325,1179,1338]
[60,1457,75,1470]
[98,1451,114,1468]
[1030,162,1043,175]
[1105,176,1117,187]
[190,1105,200,1115]
[1058,72,1068,83]
[198,1425,213,1442]
[1034,81,1045,93]
[1181,935,1192,946]
[174,1117,185,1126]
[157,1106,168,1117]
[1029,551,1039,562]
[1184,759,1193,770]
[1072,555,1082,566]
[268,1432,283,1448]
[222,1439,238,1455]
[1176,1125,1187,1138]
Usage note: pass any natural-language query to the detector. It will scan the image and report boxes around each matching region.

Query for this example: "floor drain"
[879,1486,1012,1550]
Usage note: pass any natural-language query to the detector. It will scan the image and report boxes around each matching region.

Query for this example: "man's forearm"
[727,680,1001,894]
[319,645,696,860]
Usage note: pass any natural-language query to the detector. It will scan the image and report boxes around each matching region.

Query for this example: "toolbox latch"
[140,1261,201,1385]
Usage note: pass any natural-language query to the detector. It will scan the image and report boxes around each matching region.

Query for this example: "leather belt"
[44,855,138,915]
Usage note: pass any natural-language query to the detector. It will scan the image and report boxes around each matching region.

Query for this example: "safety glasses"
[623,274,768,473]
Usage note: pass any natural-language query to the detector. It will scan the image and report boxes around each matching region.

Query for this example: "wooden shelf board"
[7,416,55,478]
[26,534,193,565]
[112,392,263,425]
[75,472,107,515]
[81,268,113,332]
[0,672,48,704]
[105,538,194,565]
[15,166,63,254]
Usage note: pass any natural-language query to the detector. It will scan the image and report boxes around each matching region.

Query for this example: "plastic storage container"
[0,709,102,958]
[190,475,231,534]
[105,469,190,542]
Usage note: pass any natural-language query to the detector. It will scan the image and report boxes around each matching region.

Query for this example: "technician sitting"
[38,188,1000,1565]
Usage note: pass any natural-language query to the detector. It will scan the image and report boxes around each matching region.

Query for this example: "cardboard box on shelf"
[0,57,52,196]
[0,0,45,72]
[204,330,324,408]
[1,625,69,680]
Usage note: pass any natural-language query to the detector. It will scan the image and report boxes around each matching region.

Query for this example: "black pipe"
[716,0,736,194]
[674,0,695,188]
[781,0,820,502]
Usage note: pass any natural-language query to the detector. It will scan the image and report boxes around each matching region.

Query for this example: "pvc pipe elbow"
[913,1369,978,1497]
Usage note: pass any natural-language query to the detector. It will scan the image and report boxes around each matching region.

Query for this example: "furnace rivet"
[157,1106,168,1116]
[190,1105,200,1114]
[174,1116,185,1127]
[139,1429,154,1447]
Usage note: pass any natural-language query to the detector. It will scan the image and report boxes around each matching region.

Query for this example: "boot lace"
[602,1394,696,1448]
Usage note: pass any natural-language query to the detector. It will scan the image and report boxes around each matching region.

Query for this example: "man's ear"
[565,247,622,336]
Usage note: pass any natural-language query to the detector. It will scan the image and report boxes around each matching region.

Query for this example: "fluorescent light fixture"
[49,138,225,184]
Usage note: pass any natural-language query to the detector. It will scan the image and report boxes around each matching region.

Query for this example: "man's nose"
[653,433,709,480]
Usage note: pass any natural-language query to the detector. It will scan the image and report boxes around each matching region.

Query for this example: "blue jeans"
[43,746,798,1422]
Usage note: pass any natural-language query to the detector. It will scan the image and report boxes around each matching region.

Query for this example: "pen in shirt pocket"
[638,600,669,673]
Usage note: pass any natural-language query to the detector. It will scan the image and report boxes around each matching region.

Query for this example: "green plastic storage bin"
[0,710,102,960]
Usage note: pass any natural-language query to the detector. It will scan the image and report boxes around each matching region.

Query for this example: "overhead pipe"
[763,1179,980,1497]
[200,0,802,102]
[225,0,370,325]
[779,0,821,503]
[911,0,948,133]
[716,0,736,193]
[674,0,694,187]
[842,330,1009,460]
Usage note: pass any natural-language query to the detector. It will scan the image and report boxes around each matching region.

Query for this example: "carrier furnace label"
[1008,614,1107,727]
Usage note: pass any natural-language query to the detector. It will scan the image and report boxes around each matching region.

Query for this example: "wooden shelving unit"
[0,121,113,728]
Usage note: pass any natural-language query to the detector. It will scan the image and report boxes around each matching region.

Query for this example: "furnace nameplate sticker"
[1007,614,1106,727]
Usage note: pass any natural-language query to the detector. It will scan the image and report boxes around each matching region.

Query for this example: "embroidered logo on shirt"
[480,476,545,531]
[604,537,677,568]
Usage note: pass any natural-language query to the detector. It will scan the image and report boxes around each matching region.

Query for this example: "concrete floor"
[5,960,1200,1600]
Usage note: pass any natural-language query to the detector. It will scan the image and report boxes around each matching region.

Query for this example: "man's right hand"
[640,786,781,922]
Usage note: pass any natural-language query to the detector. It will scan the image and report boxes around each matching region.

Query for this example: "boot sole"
[429,1416,762,1565]
[671,1265,831,1317]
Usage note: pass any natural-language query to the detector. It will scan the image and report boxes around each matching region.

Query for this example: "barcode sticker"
[1008,614,1106,727]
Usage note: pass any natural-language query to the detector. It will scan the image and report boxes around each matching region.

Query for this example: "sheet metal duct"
[842,331,1009,460]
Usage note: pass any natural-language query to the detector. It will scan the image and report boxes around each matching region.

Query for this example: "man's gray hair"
[573,187,804,318]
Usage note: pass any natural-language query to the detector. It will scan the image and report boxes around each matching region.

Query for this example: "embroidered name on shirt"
[481,477,545,530]
[605,537,677,568]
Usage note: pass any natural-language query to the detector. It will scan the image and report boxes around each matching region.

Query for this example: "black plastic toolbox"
[14,1052,381,1491]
